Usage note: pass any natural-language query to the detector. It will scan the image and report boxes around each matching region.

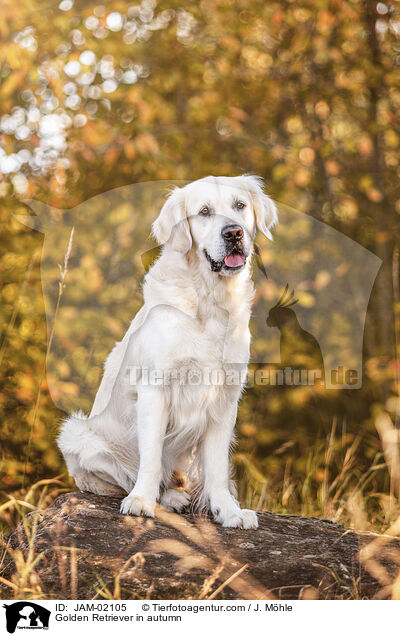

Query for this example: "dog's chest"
[166,364,238,442]
[171,304,247,366]
[165,309,248,439]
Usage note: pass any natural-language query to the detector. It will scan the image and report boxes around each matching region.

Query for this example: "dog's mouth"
[204,249,247,273]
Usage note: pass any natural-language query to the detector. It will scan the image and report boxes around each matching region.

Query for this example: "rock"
[1,491,399,600]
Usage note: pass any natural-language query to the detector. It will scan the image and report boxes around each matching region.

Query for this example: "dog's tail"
[57,410,89,461]
[57,411,137,495]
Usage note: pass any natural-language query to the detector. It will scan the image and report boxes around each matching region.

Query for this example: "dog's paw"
[120,494,155,517]
[216,508,258,529]
[74,472,125,497]
[161,488,190,512]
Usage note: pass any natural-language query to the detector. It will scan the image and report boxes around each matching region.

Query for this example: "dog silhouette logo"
[3,602,50,633]
[16,184,381,403]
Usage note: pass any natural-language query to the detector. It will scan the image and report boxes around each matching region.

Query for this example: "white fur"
[57,175,277,528]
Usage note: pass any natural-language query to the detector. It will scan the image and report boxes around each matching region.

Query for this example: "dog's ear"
[241,174,278,240]
[152,187,192,253]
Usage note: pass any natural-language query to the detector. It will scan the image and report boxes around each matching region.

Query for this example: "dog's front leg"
[120,385,168,518]
[202,406,258,529]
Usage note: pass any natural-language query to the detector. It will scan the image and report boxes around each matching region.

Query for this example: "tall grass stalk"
[24,228,75,486]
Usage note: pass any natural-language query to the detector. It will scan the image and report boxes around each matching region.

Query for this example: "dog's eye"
[199,206,210,216]
[236,201,246,210]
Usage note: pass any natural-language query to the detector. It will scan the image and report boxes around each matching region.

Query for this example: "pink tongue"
[224,253,245,268]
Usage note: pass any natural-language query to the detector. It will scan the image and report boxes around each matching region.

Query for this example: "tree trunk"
[1,491,399,600]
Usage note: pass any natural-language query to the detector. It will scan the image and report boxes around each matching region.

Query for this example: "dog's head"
[152,175,278,277]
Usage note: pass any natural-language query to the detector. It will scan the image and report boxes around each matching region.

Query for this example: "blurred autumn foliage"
[1,0,400,526]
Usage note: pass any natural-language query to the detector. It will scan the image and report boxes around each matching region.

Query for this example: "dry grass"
[0,476,69,599]
[236,418,400,535]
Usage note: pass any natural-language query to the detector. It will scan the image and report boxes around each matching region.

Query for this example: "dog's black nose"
[221,225,244,241]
